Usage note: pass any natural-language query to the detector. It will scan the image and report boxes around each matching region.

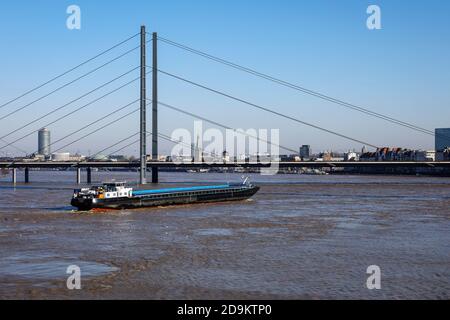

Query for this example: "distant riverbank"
[2,165,450,178]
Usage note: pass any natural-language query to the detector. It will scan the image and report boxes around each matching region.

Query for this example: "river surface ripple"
[0,171,449,299]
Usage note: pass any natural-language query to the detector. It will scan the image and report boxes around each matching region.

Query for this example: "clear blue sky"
[0,0,449,156]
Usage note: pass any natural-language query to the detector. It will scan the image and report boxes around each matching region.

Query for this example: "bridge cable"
[104,130,218,161]
[0,138,27,154]
[0,47,141,121]
[0,69,145,151]
[156,131,226,159]
[154,99,299,154]
[156,68,380,149]
[52,107,140,154]
[73,101,152,163]
[29,99,140,156]
[157,36,437,138]
[101,132,141,158]
[0,32,140,111]
[0,67,140,143]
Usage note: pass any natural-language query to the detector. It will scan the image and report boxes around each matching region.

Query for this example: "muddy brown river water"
[0,171,449,299]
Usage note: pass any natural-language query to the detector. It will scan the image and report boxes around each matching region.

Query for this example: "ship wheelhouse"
[101,182,132,199]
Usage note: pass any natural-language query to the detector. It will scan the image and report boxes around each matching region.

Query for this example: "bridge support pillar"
[87,167,92,184]
[76,168,81,184]
[12,168,16,184]
[24,168,29,183]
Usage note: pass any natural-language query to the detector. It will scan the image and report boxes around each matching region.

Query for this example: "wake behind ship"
[71,178,259,210]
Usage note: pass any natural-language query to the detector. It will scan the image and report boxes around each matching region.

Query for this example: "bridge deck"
[1,161,450,168]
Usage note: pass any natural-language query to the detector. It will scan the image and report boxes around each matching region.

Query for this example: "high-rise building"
[299,145,310,159]
[38,128,51,156]
[435,128,450,151]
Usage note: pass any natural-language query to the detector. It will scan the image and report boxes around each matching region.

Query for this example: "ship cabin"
[98,182,133,199]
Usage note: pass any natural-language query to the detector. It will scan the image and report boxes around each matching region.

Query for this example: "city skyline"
[6,125,449,162]
[0,0,449,156]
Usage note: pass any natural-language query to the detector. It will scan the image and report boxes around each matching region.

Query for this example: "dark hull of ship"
[71,186,259,210]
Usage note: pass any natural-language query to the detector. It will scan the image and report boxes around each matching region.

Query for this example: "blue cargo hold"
[132,184,231,196]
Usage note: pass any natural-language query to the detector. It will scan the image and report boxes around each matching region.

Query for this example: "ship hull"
[71,186,259,210]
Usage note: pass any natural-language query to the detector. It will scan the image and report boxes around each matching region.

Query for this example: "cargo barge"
[71,178,259,210]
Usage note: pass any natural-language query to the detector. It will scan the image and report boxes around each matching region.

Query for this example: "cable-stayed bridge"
[0,26,449,184]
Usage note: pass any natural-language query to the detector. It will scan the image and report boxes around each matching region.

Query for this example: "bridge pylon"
[139,25,147,184]
[151,32,158,183]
